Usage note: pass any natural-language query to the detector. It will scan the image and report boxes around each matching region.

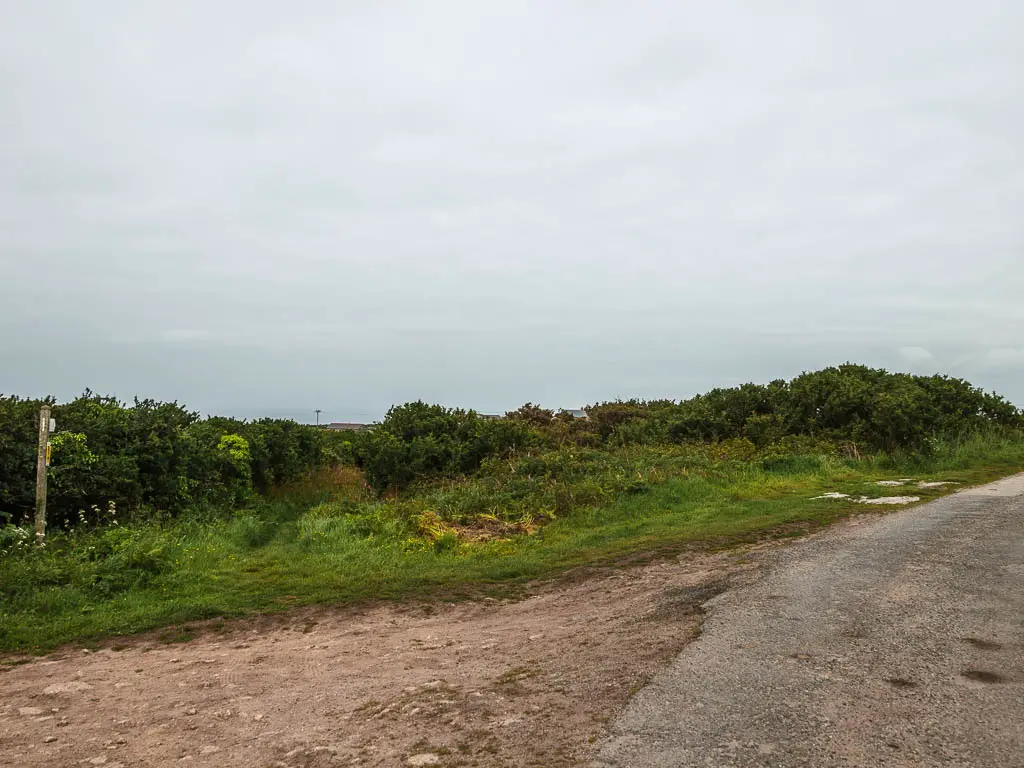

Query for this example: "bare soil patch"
[0,547,765,767]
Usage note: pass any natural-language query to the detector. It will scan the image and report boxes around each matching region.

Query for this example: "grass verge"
[2,434,1022,653]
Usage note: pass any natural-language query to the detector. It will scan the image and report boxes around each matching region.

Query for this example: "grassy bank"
[2,432,1022,653]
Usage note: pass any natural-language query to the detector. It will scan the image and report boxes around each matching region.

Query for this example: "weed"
[157,626,196,644]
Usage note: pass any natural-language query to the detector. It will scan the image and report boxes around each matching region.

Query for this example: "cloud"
[898,347,935,364]
[1,1,1022,413]
[159,329,211,344]
[984,348,1024,368]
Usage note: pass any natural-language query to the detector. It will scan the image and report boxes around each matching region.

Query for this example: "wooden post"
[35,404,51,545]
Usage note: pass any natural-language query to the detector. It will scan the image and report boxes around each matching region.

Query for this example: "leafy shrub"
[505,403,554,426]
[2,365,1021,531]
[0,393,337,526]
[354,402,534,491]
[0,395,52,516]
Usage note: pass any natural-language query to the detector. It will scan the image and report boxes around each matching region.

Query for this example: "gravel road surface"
[595,474,1024,767]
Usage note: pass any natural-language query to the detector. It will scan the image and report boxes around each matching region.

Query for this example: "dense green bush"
[570,365,1021,453]
[353,402,535,492]
[0,395,49,517]
[2,365,1020,527]
[0,392,339,526]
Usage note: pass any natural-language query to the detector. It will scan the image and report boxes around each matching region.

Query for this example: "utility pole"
[315,409,322,427]
[35,404,51,545]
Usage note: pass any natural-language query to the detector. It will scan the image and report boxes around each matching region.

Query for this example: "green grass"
[2,433,1022,653]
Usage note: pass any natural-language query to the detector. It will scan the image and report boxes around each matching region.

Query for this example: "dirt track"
[10,478,1018,768]
[0,546,763,767]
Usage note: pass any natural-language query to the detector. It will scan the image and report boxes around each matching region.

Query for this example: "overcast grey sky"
[2,1,1022,421]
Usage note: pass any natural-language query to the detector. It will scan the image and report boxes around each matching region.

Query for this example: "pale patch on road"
[857,495,921,505]
[814,492,923,505]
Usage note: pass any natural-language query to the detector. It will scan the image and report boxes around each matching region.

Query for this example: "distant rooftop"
[323,422,370,432]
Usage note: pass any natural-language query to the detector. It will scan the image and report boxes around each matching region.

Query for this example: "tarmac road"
[595,474,1024,767]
